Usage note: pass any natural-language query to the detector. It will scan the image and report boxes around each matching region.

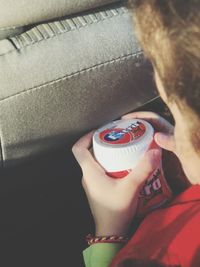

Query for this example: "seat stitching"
[0,52,143,102]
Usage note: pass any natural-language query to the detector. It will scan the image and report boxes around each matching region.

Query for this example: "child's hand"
[122,111,175,152]
[72,131,161,237]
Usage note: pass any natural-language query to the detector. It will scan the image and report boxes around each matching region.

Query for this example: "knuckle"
[72,142,80,154]
[72,142,77,151]
[71,144,76,153]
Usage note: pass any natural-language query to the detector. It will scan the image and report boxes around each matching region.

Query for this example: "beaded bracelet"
[86,234,129,245]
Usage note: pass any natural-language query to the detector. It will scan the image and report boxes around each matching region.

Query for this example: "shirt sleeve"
[83,243,123,267]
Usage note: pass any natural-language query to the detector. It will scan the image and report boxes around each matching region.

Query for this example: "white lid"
[93,119,154,172]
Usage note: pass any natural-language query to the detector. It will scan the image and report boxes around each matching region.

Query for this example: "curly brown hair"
[128,0,200,118]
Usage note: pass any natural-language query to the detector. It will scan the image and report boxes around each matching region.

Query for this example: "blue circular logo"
[104,131,125,142]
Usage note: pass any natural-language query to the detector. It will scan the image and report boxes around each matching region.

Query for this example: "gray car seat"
[0,0,157,168]
[0,1,157,266]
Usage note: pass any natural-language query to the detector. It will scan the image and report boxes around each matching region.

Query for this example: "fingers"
[154,132,176,152]
[122,111,174,134]
[122,111,160,120]
[124,148,162,186]
[72,131,93,165]
[72,131,105,175]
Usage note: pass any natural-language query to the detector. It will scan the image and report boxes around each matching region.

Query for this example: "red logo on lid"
[99,121,146,145]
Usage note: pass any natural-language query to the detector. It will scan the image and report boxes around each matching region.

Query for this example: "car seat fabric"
[0,0,121,40]
[0,2,157,168]
[0,1,157,266]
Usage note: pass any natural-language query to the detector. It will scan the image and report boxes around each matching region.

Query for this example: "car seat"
[0,1,157,266]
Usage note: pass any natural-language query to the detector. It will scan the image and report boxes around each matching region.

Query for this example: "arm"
[72,112,175,267]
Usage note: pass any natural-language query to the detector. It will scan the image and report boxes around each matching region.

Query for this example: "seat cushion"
[0,0,120,40]
[0,3,157,167]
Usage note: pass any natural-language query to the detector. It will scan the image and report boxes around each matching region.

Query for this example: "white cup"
[93,119,172,218]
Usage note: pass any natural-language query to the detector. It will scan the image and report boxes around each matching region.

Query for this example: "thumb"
[155,132,175,152]
[125,148,162,186]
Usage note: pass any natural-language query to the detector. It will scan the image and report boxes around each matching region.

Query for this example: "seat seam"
[0,52,143,102]
[0,11,127,57]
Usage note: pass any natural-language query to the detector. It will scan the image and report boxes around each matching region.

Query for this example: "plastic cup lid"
[93,119,154,172]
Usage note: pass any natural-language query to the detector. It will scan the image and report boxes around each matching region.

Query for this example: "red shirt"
[111,185,200,267]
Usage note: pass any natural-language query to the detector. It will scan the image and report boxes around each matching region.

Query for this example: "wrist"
[95,222,130,237]
[95,212,134,236]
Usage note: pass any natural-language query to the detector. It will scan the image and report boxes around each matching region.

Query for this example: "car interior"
[0,0,179,266]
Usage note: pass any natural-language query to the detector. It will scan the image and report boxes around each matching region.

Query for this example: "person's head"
[129,0,200,184]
